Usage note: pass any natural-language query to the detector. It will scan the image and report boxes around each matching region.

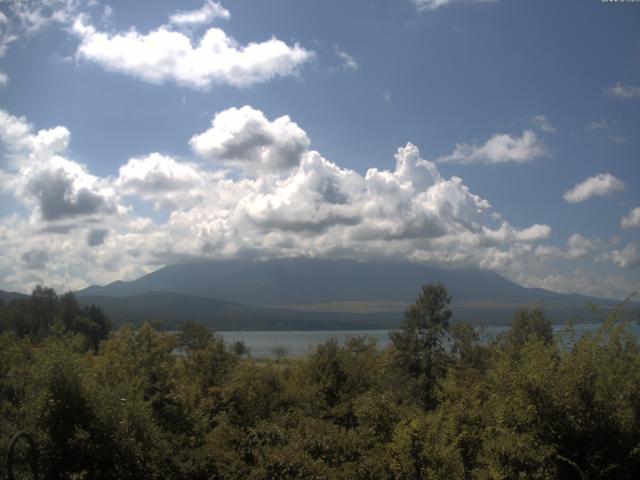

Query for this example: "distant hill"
[0,290,28,303]
[77,291,399,331]
[74,258,634,329]
[76,258,575,305]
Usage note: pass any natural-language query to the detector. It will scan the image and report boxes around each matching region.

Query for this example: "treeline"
[0,284,639,478]
[0,286,111,350]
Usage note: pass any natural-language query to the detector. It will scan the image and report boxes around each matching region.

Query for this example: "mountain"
[0,290,28,303]
[77,292,398,331]
[76,258,632,328]
[76,258,551,304]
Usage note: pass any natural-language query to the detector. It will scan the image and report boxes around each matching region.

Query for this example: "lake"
[219,321,640,359]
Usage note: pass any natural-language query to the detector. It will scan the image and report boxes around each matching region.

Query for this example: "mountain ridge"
[4,258,632,330]
[76,257,612,307]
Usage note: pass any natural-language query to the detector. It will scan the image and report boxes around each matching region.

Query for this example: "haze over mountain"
[74,258,633,329]
[76,258,602,305]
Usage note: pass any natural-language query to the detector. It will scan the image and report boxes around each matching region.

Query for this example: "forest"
[1,284,639,479]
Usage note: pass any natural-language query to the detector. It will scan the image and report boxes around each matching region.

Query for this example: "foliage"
[1,284,640,478]
[0,286,111,350]
[389,283,452,409]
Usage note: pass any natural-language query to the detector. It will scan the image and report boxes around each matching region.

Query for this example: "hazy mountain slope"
[76,257,615,309]
[0,290,29,303]
[77,291,401,331]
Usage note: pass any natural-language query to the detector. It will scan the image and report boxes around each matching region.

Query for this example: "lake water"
[219,322,640,359]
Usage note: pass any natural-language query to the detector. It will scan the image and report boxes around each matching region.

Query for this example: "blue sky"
[0,0,638,298]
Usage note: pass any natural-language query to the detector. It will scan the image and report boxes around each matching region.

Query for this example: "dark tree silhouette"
[390,282,452,409]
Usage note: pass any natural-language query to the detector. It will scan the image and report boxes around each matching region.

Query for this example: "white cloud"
[621,207,640,229]
[0,22,16,59]
[21,249,49,270]
[10,0,87,33]
[335,48,358,72]
[22,156,117,221]
[610,244,640,269]
[437,130,547,165]
[566,233,599,259]
[562,173,625,204]
[411,0,497,11]
[586,119,611,132]
[0,110,35,157]
[115,152,210,209]
[0,106,567,295]
[169,1,230,26]
[585,118,627,144]
[522,271,638,300]
[0,109,71,172]
[72,15,313,90]
[190,106,311,175]
[164,141,549,272]
[0,108,121,226]
[605,82,640,99]
[515,224,551,242]
[0,72,8,87]
[530,114,556,133]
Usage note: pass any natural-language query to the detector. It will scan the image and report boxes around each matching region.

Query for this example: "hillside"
[76,291,400,330]
[74,258,632,329]
[77,258,597,305]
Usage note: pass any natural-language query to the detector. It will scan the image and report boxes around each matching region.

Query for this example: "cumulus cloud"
[21,249,49,270]
[190,106,311,175]
[9,0,87,33]
[610,244,640,269]
[621,207,640,229]
[0,109,71,170]
[566,233,599,259]
[169,1,230,26]
[72,14,313,90]
[115,152,208,208]
[165,140,550,276]
[437,130,547,165]
[0,106,556,293]
[23,157,116,221]
[411,0,497,11]
[87,228,108,247]
[530,114,556,133]
[562,173,625,204]
[605,82,640,99]
[0,110,34,161]
[0,72,8,87]
[0,108,120,227]
[515,224,551,242]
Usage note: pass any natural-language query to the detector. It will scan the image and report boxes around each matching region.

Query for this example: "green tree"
[271,345,290,363]
[390,283,452,409]
[499,306,553,352]
[178,320,213,351]
[27,285,58,341]
[231,339,250,358]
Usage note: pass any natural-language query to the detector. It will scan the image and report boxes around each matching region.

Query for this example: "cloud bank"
[0,106,557,292]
